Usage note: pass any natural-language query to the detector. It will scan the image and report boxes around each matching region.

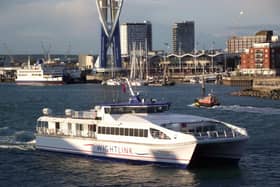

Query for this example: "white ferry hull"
[15,80,64,86]
[36,135,197,167]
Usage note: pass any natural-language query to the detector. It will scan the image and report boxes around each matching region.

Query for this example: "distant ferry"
[15,59,64,85]
[35,79,248,168]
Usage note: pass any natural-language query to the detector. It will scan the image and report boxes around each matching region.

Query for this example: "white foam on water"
[213,105,280,115]
[188,104,280,115]
[0,127,36,151]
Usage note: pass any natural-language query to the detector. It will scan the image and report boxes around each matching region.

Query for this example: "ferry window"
[76,124,83,131]
[196,127,202,133]
[88,125,95,137]
[188,129,195,133]
[139,129,144,137]
[120,128,124,135]
[101,127,105,134]
[128,129,133,136]
[134,129,139,137]
[115,128,120,135]
[68,123,72,134]
[55,122,60,130]
[104,108,111,114]
[124,128,129,136]
[150,128,170,140]
[144,130,148,137]
[111,127,115,135]
[98,127,101,134]
[38,121,48,128]
[76,124,83,136]
[106,127,110,134]
[88,125,95,132]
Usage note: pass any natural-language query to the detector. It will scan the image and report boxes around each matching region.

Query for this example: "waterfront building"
[78,55,94,70]
[172,21,195,54]
[227,30,273,54]
[240,40,280,75]
[120,21,152,56]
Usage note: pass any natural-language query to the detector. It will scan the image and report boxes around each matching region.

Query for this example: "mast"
[145,38,149,80]
[139,42,143,80]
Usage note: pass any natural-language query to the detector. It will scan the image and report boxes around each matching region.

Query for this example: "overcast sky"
[0,0,279,54]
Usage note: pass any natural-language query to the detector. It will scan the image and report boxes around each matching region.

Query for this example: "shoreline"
[231,88,280,100]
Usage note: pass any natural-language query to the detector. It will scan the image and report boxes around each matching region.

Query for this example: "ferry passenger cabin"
[36,101,173,141]
[36,102,245,142]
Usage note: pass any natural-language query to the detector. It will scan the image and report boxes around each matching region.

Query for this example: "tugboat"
[193,77,220,107]
[194,93,220,107]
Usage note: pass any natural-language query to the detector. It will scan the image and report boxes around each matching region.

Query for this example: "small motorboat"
[194,93,220,107]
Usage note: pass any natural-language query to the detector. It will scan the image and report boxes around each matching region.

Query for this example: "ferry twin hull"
[36,135,197,167]
[191,138,248,166]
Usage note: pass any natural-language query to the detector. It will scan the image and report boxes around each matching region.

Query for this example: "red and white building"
[240,39,280,76]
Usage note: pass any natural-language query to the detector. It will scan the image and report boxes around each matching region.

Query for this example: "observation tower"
[96,0,123,72]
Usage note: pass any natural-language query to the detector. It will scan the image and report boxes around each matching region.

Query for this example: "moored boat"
[15,62,64,86]
[101,78,122,86]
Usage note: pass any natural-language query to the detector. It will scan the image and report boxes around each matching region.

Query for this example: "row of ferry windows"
[37,121,148,138]
[98,126,148,137]
[104,106,169,114]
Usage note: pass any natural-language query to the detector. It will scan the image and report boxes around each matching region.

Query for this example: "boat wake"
[0,127,36,151]
[214,105,280,115]
[188,104,280,115]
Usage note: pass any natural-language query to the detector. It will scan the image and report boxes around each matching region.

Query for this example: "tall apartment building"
[227,30,273,54]
[172,21,195,54]
[120,21,152,55]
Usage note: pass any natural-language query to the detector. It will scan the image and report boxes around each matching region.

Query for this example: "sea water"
[0,83,280,186]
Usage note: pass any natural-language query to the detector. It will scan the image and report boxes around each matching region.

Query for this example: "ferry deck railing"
[36,127,96,139]
[193,129,245,140]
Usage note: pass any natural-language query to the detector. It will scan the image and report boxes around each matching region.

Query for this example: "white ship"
[15,58,64,85]
[35,80,249,168]
[101,78,122,86]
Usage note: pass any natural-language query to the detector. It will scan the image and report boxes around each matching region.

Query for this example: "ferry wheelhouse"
[35,80,248,168]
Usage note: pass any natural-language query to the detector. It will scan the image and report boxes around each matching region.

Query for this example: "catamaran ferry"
[35,80,248,168]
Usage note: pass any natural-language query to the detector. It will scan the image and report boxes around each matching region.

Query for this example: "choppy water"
[1,83,280,186]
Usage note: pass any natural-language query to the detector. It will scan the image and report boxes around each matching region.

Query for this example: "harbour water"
[0,83,280,186]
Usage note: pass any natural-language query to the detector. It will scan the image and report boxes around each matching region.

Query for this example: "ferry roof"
[100,101,171,107]
[111,112,212,125]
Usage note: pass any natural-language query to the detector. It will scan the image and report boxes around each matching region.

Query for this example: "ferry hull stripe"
[37,145,191,162]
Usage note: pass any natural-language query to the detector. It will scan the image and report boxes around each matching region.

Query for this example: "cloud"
[0,0,99,53]
[0,0,279,53]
